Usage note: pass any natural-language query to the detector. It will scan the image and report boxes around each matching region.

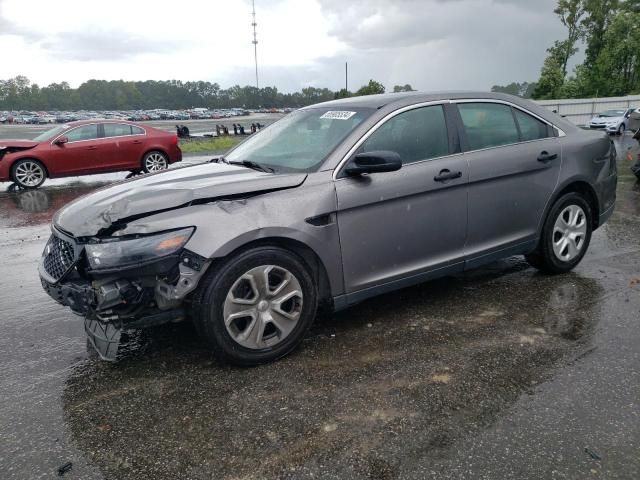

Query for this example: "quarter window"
[359,105,449,164]
[104,123,132,137]
[458,103,519,150]
[131,126,145,135]
[65,124,98,142]
[513,109,550,141]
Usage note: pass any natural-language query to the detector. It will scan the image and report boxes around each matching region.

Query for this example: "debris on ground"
[57,462,73,476]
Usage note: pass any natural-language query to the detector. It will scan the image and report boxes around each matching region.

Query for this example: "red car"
[0,120,182,189]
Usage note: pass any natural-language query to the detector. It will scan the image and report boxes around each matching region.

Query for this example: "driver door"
[335,104,469,298]
[49,124,112,175]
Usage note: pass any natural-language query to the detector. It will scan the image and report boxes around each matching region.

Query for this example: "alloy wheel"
[552,204,587,262]
[223,265,304,349]
[14,161,45,187]
[144,153,168,172]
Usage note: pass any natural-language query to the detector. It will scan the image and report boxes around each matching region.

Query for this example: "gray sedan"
[39,92,617,365]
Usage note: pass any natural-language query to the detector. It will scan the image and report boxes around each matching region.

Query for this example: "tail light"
[171,134,178,145]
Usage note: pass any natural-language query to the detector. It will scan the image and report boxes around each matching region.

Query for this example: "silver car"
[589,108,635,134]
[39,92,617,365]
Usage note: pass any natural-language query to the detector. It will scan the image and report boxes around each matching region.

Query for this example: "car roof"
[302,90,578,134]
[301,91,528,110]
[64,119,143,127]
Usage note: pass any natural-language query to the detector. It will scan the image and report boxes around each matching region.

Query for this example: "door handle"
[434,169,462,182]
[537,151,558,163]
[87,146,98,150]
[132,140,142,144]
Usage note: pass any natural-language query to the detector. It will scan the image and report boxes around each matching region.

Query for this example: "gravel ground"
[0,137,638,480]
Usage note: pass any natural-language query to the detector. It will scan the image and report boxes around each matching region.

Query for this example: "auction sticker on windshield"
[320,111,357,120]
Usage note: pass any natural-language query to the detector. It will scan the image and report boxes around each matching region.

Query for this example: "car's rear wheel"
[11,159,47,189]
[526,192,593,274]
[142,151,168,173]
[191,246,318,366]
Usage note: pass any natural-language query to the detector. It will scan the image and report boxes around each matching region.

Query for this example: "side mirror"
[345,151,402,176]
[54,136,68,146]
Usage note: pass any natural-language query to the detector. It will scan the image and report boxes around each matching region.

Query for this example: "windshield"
[225,107,374,172]
[600,110,625,117]
[32,125,69,141]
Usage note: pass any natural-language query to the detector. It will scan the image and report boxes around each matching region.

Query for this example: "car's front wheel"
[526,192,593,274]
[142,151,169,173]
[191,246,318,366]
[11,159,47,189]
[618,124,625,136]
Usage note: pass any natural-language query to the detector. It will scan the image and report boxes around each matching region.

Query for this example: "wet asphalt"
[0,138,639,479]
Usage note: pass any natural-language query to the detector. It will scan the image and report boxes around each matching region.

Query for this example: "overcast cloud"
[0,0,575,92]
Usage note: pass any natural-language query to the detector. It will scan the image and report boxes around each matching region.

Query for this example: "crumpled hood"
[0,139,39,150]
[54,162,307,236]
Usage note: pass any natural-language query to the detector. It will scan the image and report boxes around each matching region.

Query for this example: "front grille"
[43,236,75,280]
[590,125,606,129]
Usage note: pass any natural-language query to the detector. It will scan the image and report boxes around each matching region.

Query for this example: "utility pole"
[345,62,348,92]
[252,0,259,89]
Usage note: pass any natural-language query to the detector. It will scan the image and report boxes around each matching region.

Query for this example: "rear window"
[104,123,132,137]
[513,109,550,142]
[458,103,519,150]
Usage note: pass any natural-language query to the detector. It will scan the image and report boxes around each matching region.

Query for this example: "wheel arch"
[140,147,169,163]
[211,236,334,308]
[10,156,50,180]
[540,179,600,237]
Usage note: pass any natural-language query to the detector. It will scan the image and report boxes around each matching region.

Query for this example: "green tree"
[532,55,566,99]
[334,88,352,99]
[392,84,415,92]
[356,79,385,96]
[554,0,586,76]
[591,9,640,96]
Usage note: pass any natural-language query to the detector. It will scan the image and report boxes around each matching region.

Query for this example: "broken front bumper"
[38,229,210,359]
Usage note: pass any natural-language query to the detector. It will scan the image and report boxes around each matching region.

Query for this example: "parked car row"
[0,107,278,125]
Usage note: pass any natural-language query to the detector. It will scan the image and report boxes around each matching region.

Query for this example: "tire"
[142,151,169,173]
[11,159,47,189]
[526,192,593,274]
[191,246,318,366]
[618,124,625,136]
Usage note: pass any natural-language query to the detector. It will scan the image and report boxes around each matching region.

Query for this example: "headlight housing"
[85,227,194,270]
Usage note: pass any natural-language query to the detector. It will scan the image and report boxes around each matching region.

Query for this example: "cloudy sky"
[0,0,574,92]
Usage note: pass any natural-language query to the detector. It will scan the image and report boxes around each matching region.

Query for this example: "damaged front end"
[38,226,210,360]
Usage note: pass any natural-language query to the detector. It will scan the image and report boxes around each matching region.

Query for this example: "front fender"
[118,177,344,295]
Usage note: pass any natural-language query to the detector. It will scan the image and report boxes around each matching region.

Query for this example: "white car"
[589,108,635,134]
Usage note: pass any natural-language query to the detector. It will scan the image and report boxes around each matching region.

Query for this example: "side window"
[458,103,519,150]
[513,109,550,141]
[104,123,132,137]
[65,124,98,142]
[131,126,145,135]
[359,105,449,164]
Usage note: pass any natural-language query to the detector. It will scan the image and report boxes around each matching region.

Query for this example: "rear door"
[104,123,146,170]
[454,101,562,267]
[335,103,469,296]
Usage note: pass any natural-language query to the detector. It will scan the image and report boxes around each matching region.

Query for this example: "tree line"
[493,0,640,100]
[0,76,408,111]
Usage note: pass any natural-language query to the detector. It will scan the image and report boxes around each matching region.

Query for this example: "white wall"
[535,95,640,126]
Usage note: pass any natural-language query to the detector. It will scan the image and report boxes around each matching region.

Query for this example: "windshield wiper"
[229,160,275,173]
